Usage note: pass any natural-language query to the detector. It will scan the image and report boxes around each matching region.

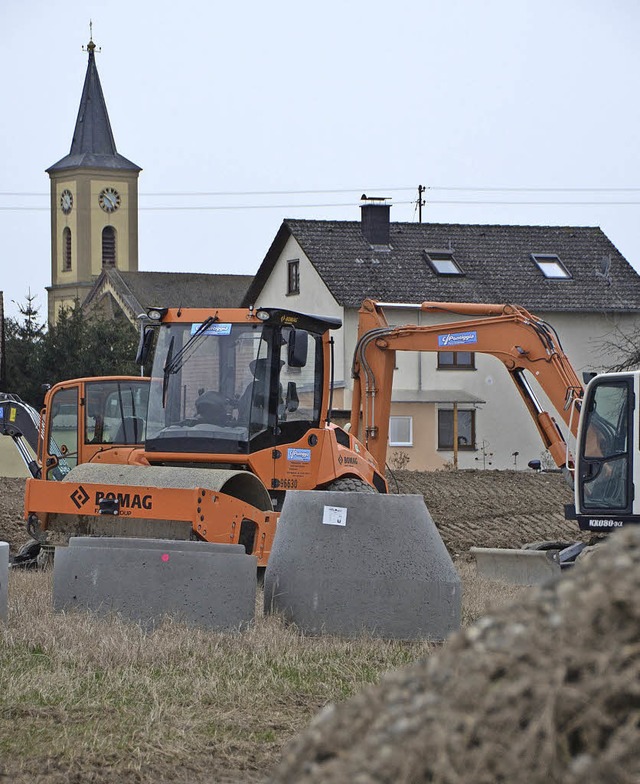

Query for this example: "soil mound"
[269,526,640,784]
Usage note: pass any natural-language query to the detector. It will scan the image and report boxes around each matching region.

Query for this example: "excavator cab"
[574,372,638,530]
[144,308,339,459]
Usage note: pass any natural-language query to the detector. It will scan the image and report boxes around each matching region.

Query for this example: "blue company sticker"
[190,322,232,336]
[438,330,478,347]
[287,448,311,463]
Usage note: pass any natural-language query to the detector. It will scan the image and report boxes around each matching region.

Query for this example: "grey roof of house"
[47,45,141,173]
[244,219,640,312]
[118,271,252,309]
[84,269,253,319]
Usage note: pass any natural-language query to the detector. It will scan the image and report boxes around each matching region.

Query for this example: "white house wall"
[254,235,346,402]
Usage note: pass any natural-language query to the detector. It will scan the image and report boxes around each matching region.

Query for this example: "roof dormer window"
[531,253,571,279]
[424,249,463,276]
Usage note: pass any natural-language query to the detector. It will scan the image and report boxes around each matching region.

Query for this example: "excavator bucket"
[471,539,586,584]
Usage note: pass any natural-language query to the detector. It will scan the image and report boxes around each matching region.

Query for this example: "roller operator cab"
[139,306,386,504]
[145,308,333,455]
[41,377,150,479]
[574,371,640,531]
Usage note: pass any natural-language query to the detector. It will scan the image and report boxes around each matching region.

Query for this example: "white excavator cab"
[574,371,640,531]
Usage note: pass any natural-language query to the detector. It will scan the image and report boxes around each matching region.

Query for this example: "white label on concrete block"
[322,506,347,527]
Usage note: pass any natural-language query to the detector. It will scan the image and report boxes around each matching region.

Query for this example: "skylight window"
[424,250,463,276]
[531,254,571,279]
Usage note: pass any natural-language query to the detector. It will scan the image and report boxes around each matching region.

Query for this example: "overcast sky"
[2,0,639,321]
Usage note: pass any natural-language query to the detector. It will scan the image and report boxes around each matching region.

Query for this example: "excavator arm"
[0,394,42,478]
[350,299,584,477]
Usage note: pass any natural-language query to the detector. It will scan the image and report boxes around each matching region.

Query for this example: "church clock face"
[99,187,121,213]
[60,189,73,215]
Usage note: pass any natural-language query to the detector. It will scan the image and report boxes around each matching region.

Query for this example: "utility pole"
[417,184,426,223]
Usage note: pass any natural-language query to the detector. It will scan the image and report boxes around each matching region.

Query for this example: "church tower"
[46,35,141,323]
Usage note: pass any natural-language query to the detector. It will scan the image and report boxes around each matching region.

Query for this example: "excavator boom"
[351,299,584,476]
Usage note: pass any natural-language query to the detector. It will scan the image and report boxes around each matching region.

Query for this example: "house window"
[424,249,463,275]
[531,253,571,279]
[438,408,475,450]
[389,416,413,446]
[102,226,116,267]
[62,227,72,271]
[287,259,300,295]
[437,351,475,370]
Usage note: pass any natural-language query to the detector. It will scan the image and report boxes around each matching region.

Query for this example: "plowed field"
[0,469,581,556]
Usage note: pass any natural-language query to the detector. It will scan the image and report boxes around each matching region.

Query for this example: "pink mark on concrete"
[161,553,170,562]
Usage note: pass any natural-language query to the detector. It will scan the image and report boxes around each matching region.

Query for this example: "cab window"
[47,387,78,477]
[85,381,148,445]
[580,381,630,511]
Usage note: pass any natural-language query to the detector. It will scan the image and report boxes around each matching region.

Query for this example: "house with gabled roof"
[243,200,640,470]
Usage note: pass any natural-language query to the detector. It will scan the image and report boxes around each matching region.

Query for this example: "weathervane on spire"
[82,20,101,54]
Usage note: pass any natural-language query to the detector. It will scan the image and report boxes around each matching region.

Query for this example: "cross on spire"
[83,20,101,54]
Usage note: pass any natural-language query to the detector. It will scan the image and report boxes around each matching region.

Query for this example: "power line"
[0,201,415,212]
[424,200,640,206]
[0,186,415,198]
[428,186,640,193]
[141,187,414,197]
[4,184,640,198]
[138,200,416,211]
[3,198,640,212]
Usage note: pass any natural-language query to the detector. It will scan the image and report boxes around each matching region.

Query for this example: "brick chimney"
[360,195,391,245]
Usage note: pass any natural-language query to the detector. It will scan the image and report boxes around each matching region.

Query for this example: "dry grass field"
[0,470,571,782]
[0,565,525,783]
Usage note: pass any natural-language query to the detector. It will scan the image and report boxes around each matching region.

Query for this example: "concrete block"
[0,542,8,622]
[471,546,562,585]
[67,537,246,555]
[264,492,461,641]
[53,538,256,631]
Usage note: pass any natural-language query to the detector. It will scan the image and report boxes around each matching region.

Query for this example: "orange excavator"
[6,299,637,570]
[350,299,640,567]
[350,298,584,479]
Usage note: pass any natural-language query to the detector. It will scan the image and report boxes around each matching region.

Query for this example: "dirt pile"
[0,469,579,557]
[269,525,640,783]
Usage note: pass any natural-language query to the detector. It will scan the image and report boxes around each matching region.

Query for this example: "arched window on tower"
[102,226,116,267]
[62,227,72,271]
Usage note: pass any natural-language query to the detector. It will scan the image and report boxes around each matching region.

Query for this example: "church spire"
[47,32,140,173]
